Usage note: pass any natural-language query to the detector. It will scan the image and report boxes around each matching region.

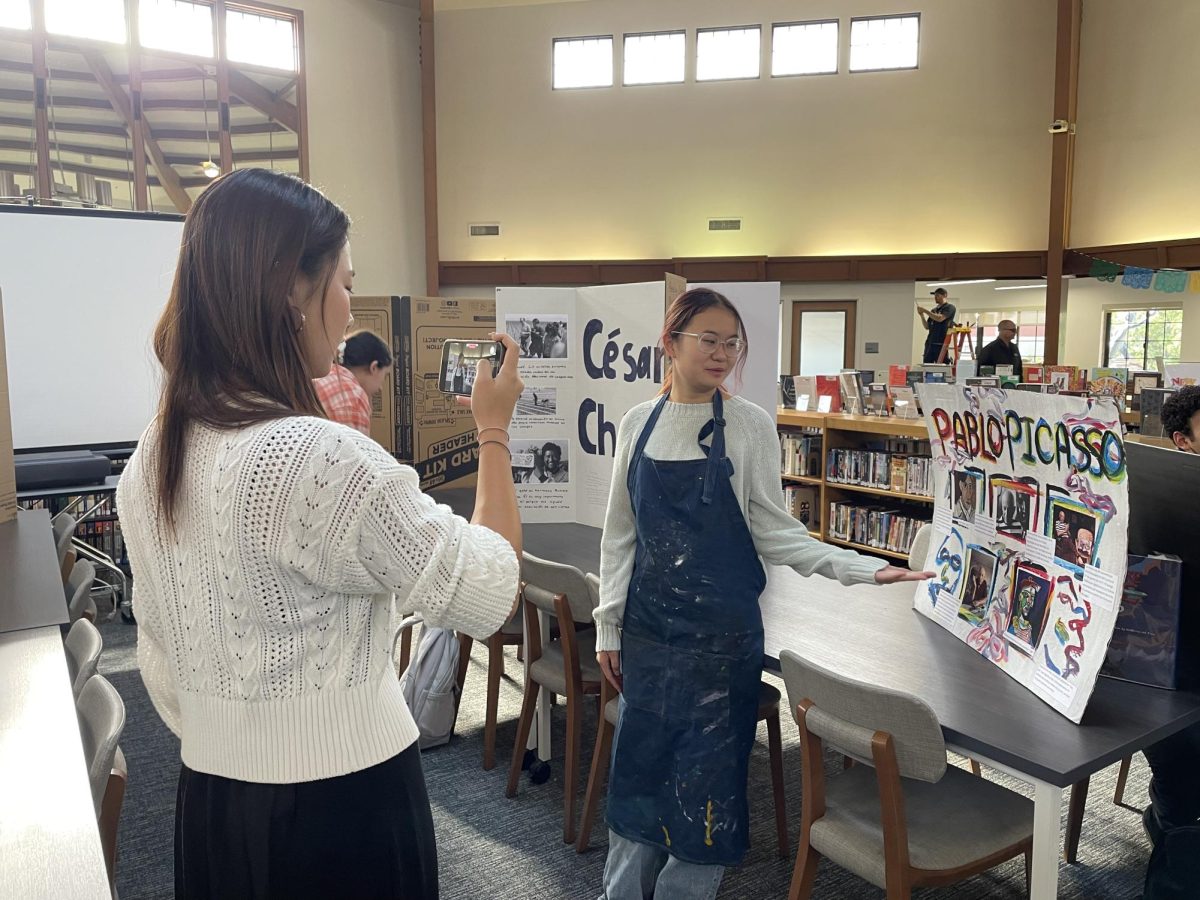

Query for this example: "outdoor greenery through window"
[1105,308,1183,370]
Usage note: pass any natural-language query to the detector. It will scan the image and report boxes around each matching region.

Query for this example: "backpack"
[398,618,462,750]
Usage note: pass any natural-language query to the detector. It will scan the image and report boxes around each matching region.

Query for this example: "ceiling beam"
[0,137,298,164]
[227,68,299,133]
[80,48,192,213]
[0,114,287,140]
[0,157,220,188]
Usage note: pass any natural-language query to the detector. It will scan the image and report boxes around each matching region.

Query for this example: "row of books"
[827,502,929,555]
[21,491,116,518]
[826,447,934,497]
[783,485,820,530]
[780,432,822,477]
[75,519,126,564]
[19,491,128,565]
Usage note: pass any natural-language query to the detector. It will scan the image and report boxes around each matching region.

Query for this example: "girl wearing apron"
[594,288,933,899]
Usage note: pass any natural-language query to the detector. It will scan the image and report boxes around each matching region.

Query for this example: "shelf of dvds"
[777,408,935,566]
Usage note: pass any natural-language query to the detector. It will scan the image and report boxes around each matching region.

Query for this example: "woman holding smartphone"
[593,288,932,899]
[117,168,523,899]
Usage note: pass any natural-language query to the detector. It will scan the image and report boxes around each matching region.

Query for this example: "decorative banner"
[1121,266,1154,290]
[913,384,1128,723]
[1079,251,1199,293]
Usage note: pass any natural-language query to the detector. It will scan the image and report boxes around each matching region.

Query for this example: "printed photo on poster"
[1048,497,1100,576]
[951,469,983,524]
[958,545,997,625]
[1006,563,1053,655]
[512,438,570,484]
[515,386,557,418]
[505,314,569,360]
[991,476,1038,541]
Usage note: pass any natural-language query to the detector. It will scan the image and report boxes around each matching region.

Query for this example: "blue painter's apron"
[605,391,766,867]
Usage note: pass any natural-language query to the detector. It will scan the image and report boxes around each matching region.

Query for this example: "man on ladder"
[918,287,958,363]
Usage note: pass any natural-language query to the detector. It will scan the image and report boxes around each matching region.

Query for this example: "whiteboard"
[0,208,183,450]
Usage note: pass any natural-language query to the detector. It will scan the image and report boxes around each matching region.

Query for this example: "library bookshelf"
[777,409,934,564]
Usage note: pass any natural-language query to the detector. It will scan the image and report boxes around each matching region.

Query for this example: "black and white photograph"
[505,314,569,360]
[991,477,1038,540]
[951,470,981,524]
[516,387,557,417]
[511,438,570,484]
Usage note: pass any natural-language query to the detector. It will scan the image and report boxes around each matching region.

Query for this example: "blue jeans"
[600,830,724,900]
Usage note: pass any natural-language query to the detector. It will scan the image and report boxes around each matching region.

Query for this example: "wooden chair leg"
[100,753,127,893]
[788,832,820,900]
[969,759,982,776]
[483,635,504,770]
[766,711,789,859]
[563,688,583,844]
[397,625,413,676]
[842,755,854,769]
[505,679,540,798]
[1064,776,1089,864]
[576,716,614,853]
[1114,754,1132,806]
[1024,848,1032,895]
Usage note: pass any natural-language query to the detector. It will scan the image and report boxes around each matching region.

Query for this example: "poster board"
[1163,362,1200,388]
[913,385,1128,722]
[496,280,780,527]
[352,295,495,491]
[0,290,15,522]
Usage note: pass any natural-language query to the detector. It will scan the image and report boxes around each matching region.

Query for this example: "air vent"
[469,223,501,237]
[708,218,742,231]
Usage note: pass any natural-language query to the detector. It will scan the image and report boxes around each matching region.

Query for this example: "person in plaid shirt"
[314,330,393,435]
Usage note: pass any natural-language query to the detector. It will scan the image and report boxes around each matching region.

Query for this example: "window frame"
[1102,306,1185,370]
[551,33,614,91]
[770,18,839,78]
[848,12,921,74]
[621,29,686,87]
[694,24,762,83]
[973,308,1047,365]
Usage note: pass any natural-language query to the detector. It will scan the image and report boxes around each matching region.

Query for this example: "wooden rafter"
[227,68,299,133]
[79,48,192,213]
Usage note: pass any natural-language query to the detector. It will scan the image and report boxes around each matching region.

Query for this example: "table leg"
[1031,779,1063,899]
[536,609,551,761]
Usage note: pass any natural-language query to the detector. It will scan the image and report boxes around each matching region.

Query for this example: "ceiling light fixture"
[994,284,1047,291]
[925,279,997,288]
[198,71,220,180]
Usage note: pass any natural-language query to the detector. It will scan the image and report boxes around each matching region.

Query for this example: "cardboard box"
[352,295,496,491]
[0,289,16,523]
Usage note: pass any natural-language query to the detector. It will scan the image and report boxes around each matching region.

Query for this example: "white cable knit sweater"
[117,415,519,784]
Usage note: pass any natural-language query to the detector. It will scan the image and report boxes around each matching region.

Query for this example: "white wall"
[435,0,1056,261]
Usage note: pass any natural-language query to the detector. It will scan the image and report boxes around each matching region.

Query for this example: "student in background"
[917,287,957,363]
[593,287,933,899]
[1163,385,1200,453]
[314,329,393,435]
[117,169,524,900]
[976,319,1023,378]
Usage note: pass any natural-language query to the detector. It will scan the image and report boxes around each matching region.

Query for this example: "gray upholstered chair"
[907,523,932,571]
[505,553,600,845]
[779,649,1033,899]
[52,512,78,581]
[575,574,790,858]
[76,674,127,893]
[64,618,103,700]
[64,559,97,624]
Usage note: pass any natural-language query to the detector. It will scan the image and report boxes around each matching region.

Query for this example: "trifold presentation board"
[0,208,183,451]
[914,384,1128,722]
[497,280,780,528]
[0,290,16,520]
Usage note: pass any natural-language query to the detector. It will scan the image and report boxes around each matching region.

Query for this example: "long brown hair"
[152,168,351,525]
[659,287,750,395]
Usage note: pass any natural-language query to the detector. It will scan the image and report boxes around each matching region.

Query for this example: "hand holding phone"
[439,339,506,395]
[448,333,523,432]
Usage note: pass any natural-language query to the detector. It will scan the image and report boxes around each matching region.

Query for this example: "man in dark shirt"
[918,288,957,363]
[976,319,1023,378]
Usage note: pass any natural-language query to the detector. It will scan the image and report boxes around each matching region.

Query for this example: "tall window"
[0,0,31,30]
[44,0,126,44]
[139,0,215,58]
[849,14,920,72]
[975,309,1047,364]
[227,6,298,71]
[623,31,685,86]
[1104,308,1184,369]
[553,35,613,89]
[696,26,761,81]
[772,20,838,76]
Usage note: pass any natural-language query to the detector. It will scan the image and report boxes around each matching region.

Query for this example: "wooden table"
[431,488,1200,898]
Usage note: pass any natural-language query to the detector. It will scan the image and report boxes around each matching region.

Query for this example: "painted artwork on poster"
[914,384,1129,723]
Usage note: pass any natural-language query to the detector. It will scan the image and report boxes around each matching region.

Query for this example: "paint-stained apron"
[606,390,766,867]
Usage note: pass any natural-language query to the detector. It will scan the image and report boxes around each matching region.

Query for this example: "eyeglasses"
[671,331,746,357]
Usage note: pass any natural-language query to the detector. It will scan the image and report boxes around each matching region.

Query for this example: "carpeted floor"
[99,620,1154,899]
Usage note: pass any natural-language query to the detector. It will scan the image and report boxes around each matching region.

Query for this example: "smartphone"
[439,339,505,395]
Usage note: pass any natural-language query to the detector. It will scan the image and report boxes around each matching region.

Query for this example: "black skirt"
[175,742,438,900]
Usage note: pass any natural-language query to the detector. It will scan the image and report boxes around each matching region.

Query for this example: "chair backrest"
[76,674,126,816]
[52,512,78,565]
[65,559,97,623]
[521,552,594,623]
[64,618,103,701]
[780,649,946,783]
[585,573,600,611]
[908,523,932,571]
